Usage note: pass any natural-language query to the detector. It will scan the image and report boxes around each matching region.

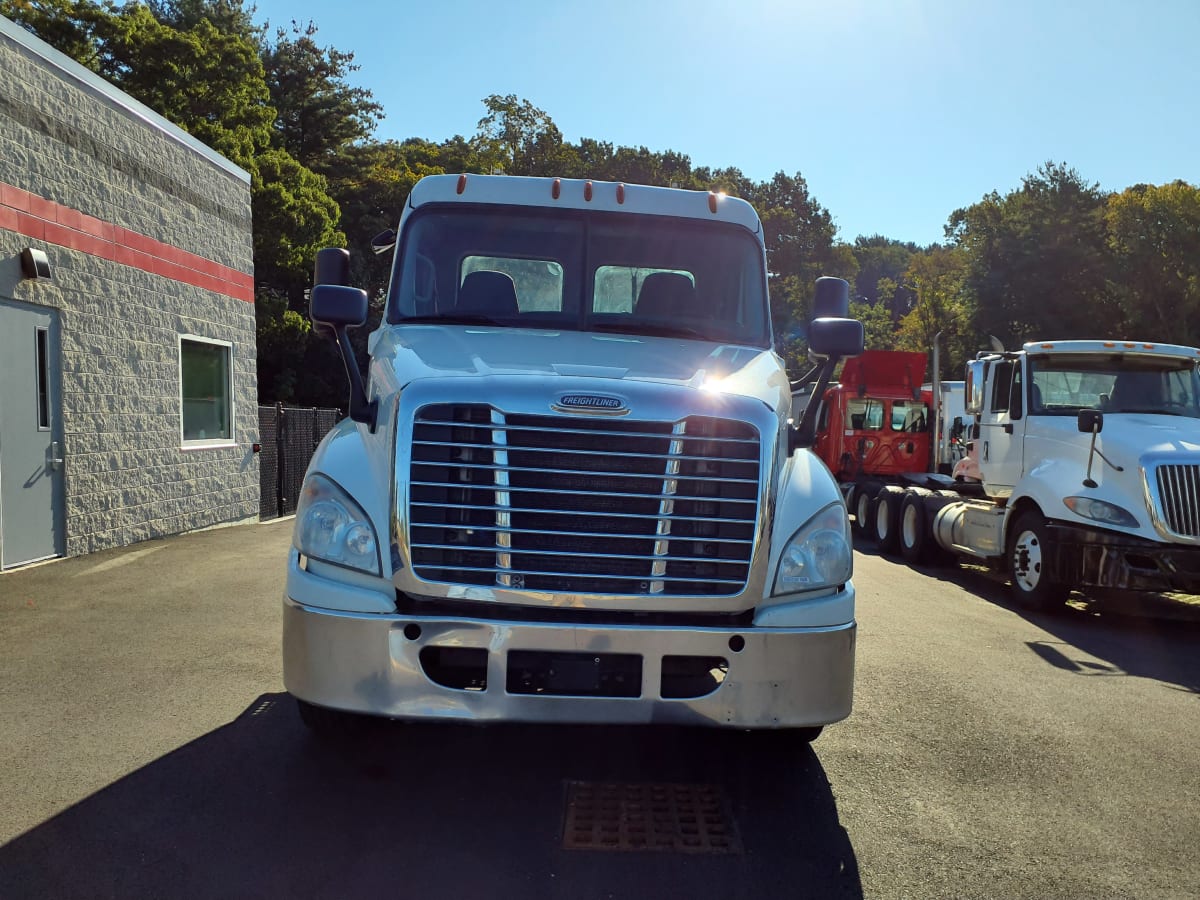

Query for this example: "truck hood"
[1087,414,1200,459]
[368,324,791,411]
[1023,414,1200,541]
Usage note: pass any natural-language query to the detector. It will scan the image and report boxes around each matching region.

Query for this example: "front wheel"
[1007,511,1069,612]
[296,698,369,740]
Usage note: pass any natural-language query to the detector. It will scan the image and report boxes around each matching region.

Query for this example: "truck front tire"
[296,698,368,739]
[1007,511,1069,612]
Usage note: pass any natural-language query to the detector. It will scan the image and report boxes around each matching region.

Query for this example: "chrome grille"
[408,404,761,595]
[1153,464,1200,538]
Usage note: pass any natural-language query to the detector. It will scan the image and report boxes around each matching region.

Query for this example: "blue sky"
[250,0,1199,247]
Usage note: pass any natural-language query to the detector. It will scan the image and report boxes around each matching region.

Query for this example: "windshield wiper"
[589,321,710,340]
[399,314,507,326]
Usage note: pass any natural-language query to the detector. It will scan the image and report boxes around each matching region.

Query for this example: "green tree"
[948,161,1120,345]
[1105,180,1200,344]
[261,19,382,178]
[894,247,975,380]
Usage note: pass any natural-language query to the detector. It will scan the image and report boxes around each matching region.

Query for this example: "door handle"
[1003,423,1014,434]
[50,441,64,470]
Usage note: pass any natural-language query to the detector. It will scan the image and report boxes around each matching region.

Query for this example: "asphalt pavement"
[0,520,1197,899]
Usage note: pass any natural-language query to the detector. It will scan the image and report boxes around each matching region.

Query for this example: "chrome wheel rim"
[902,502,919,548]
[1012,529,1042,591]
[857,492,871,524]
[876,498,890,539]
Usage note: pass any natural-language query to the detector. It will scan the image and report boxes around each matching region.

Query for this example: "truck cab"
[949,340,1200,606]
[283,175,864,738]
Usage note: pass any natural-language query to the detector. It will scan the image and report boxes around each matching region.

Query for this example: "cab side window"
[991,361,1015,413]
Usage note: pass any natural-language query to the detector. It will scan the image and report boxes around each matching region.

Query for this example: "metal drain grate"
[562,781,742,853]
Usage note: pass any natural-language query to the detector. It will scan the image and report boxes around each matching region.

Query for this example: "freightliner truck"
[850,340,1200,611]
[283,174,865,741]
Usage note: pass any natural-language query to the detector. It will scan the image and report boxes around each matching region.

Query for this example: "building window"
[179,336,233,445]
[35,326,50,430]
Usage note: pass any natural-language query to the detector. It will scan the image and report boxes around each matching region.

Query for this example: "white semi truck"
[882,340,1200,611]
[283,174,865,741]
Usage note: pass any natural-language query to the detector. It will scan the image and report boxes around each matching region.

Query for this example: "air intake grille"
[1154,464,1200,538]
[408,404,761,595]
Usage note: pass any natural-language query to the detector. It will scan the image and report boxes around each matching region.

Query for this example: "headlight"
[293,473,381,575]
[1063,496,1138,528]
[772,502,852,597]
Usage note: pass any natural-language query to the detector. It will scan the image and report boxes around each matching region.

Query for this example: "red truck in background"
[803,349,971,549]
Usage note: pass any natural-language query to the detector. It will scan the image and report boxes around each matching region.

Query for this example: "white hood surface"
[370,325,791,411]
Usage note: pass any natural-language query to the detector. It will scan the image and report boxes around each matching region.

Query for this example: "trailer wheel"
[850,481,879,537]
[872,486,904,555]
[899,490,933,564]
[1007,511,1069,612]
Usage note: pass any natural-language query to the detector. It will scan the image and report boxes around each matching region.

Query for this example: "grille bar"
[416,420,758,445]
[412,488,757,507]
[413,461,758,485]
[412,504,748,525]
[409,404,761,595]
[413,441,757,464]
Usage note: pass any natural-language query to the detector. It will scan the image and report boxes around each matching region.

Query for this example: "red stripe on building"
[0,181,254,303]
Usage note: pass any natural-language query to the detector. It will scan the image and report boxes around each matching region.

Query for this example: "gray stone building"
[0,16,258,570]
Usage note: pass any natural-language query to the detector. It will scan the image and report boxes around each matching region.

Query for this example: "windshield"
[1029,353,1200,417]
[387,205,770,346]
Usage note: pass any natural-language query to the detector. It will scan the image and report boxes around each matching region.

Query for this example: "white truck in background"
[282,174,865,741]
[881,340,1200,610]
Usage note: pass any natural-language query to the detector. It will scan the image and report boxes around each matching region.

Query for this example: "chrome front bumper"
[283,595,856,729]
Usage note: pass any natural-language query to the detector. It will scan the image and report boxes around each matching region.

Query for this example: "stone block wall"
[0,17,259,557]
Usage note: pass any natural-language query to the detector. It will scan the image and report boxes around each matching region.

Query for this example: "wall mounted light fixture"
[20,247,52,281]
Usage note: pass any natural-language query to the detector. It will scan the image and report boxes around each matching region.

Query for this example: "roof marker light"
[584,181,593,201]
[1041,343,1054,348]
[708,192,718,213]
[456,174,467,194]
[552,178,561,199]
[616,183,625,204]
[1104,341,1115,347]
[1144,344,1154,349]
[1124,342,1135,348]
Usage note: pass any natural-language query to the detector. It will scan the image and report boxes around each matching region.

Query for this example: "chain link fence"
[258,404,343,519]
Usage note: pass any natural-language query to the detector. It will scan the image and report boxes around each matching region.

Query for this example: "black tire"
[747,726,824,752]
[899,490,933,564]
[872,486,904,554]
[296,698,367,739]
[1007,510,1069,612]
[851,481,879,537]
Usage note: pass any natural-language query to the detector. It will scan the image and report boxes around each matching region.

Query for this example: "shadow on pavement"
[0,694,862,900]
[857,537,1200,695]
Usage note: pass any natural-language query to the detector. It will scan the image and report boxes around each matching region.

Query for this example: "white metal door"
[0,298,65,568]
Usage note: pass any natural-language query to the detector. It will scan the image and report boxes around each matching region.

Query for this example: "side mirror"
[951,416,964,438]
[310,284,369,329]
[310,249,376,431]
[1078,409,1103,434]
[314,247,351,286]
[808,317,864,358]
[812,276,850,319]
